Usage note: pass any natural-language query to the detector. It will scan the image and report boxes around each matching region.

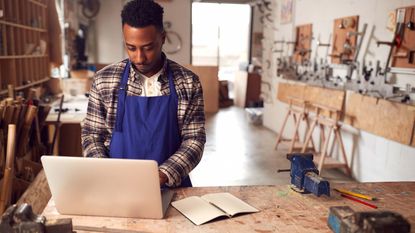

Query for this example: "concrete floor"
[190,107,354,187]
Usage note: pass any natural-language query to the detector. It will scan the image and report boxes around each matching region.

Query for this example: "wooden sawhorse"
[301,104,351,176]
[275,97,316,153]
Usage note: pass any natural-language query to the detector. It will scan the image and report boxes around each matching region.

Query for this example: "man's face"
[122,24,165,77]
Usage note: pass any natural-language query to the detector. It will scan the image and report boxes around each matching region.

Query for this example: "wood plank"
[9,25,15,55]
[331,15,359,64]
[313,153,348,169]
[345,92,415,145]
[277,82,306,105]
[42,183,415,233]
[304,85,345,112]
[14,77,50,91]
[184,65,219,113]
[0,20,47,32]
[278,140,314,151]
[293,24,312,64]
[0,55,48,59]
[17,169,51,214]
[374,99,415,145]
[15,0,20,24]
[29,0,47,9]
[1,24,7,55]
[5,0,12,22]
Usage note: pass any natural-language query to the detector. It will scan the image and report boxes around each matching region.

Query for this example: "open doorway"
[191,2,251,99]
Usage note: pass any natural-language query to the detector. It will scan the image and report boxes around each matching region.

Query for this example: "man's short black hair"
[121,0,164,31]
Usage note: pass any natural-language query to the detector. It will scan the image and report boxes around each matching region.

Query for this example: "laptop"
[41,156,174,219]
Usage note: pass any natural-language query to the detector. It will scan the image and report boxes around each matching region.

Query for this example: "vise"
[287,153,330,197]
[328,206,411,233]
[0,203,74,233]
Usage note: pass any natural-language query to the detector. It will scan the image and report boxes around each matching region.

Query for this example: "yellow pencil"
[334,188,377,201]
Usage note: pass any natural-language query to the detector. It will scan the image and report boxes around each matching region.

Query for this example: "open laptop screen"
[41,156,173,219]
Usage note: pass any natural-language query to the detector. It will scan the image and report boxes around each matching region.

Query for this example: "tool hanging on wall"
[407,8,415,30]
[377,8,407,79]
[260,13,273,24]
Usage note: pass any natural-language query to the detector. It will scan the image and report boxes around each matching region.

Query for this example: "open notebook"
[172,192,259,225]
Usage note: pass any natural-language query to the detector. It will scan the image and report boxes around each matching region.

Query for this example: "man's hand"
[159,170,168,186]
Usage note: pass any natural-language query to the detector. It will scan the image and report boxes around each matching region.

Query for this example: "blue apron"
[109,60,192,187]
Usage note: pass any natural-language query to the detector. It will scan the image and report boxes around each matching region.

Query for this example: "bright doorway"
[191,2,251,98]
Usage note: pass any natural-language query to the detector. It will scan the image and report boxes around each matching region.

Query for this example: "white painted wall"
[262,0,415,182]
[95,0,124,64]
[94,0,191,65]
[158,0,191,64]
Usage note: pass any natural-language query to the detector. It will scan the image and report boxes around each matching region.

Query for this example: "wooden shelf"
[15,77,50,91]
[0,55,48,59]
[0,20,46,32]
[29,0,47,8]
[0,1,50,96]
[0,77,50,96]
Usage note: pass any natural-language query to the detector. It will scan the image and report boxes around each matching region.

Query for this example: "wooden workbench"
[42,183,415,233]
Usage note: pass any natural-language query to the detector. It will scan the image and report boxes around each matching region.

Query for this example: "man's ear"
[161,30,166,45]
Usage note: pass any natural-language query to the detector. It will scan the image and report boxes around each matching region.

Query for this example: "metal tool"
[407,8,415,30]
[0,203,74,233]
[377,9,406,80]
[327,206,410,233]
[286,153,330,197]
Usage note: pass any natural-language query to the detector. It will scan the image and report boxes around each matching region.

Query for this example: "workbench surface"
[42,182,415,233]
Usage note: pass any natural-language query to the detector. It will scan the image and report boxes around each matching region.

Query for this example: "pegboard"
[391,6,415,69]
[331,15,359,64]
[293,24,312,64]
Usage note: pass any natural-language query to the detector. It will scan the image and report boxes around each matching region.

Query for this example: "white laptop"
[41,156,174,219]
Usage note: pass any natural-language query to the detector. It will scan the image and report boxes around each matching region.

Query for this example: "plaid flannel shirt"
[81,56,206,187]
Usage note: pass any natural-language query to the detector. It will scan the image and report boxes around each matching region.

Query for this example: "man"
[81,0,206,188]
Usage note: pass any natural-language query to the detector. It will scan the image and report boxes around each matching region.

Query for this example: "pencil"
[334,188,376,201]
[340,193,378,209]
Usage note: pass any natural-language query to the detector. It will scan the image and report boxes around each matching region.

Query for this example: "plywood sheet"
[293,24,312,64]
[304,85,345,111]
[277,82,306,105]
[184,65,219,113]
[17,170,51,214]
[345,92,415,145]
[331,15,359,64]
[42,183,415,232]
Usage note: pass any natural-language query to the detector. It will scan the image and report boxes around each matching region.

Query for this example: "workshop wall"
[95,0,125,64]
[262,0,415,182]
[94,0,191,65]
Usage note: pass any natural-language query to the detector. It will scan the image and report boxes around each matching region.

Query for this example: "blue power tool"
[286,153,330,197]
